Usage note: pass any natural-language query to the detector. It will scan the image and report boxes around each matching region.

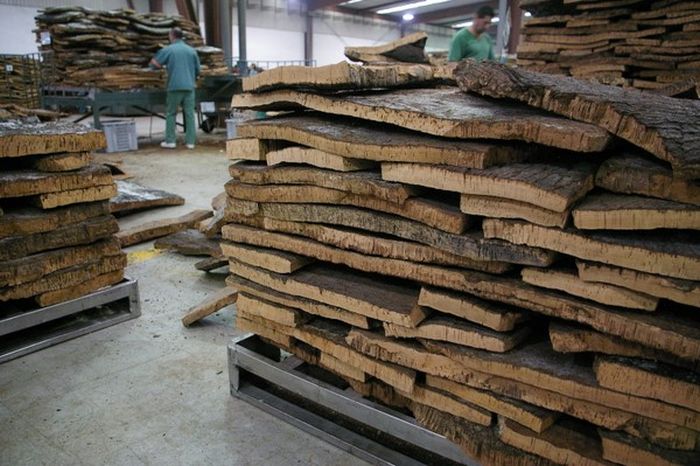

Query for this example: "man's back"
[154,40,200,91]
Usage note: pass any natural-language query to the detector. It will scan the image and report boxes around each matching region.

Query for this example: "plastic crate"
[102,120,137,153]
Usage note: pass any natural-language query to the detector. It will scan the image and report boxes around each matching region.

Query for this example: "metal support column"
[507,0,522,55]
[304,12,313,66]
[495,0,508,59]
[220,0,233,71]
[237,0,248,75]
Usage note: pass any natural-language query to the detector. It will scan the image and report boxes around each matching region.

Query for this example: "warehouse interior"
[1,0,699,465]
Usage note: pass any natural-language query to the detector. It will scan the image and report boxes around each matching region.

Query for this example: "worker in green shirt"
[150,27,201,149]
[448,6,495,62]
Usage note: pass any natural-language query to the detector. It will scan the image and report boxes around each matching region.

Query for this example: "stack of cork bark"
[0,120,125,310]
[0,55,42,108]
[222,58,700,465]
[35,6,226,89]
[518,0,700,95]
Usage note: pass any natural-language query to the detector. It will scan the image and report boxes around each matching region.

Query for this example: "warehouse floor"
[0,136,366,465]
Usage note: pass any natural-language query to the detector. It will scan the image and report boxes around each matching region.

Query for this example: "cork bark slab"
[225,273,370,329]
[223,221,700,361]
[226,138,269,161]
[0,165,113,198]
[344,32,428,64]
[236,315,293,348]
[0,202,109,239]
[460,193,570,228]
[483,218,700,280]
[236,114,529,169]
[228,259,427,328]
[265,146,375,172]
[33,151,92,172]
[110,180,185,214]
[418,286,528,332]
[594,154,700,206]
[0,238,121,288]
[576,261,700,307]
[573,193,700,230]
[318,352,367,382]
[599,429,700,466]
[0,254,126,301]
[220,242,312,274]
[595,356,700,413]
[0,120,106,158]
[259,218,511,274]
[36,269,124,308]
[0,215,119,261]
[384,315,531,353]
[258,203,556,266]
[293,319,415,393]
[194,257,228,272]
[428,376,559,434]
[421,338,700,432]
[242,62,439,93]
[400,384,493,426]
[33,183,117,209]
[382,162,595,212]
[498,418,613,466]
[229,162,415,204]
[181,287,238,327]
[116,210,213,247]
[225,181,469,234]
[412,404,555,466]
[345,329,699,450]
[522,267,659,311]
[237,293,305,327]
[153,229,222,258]
[456,61,700,178]
[231,88,612,152]
[549,322,700,373]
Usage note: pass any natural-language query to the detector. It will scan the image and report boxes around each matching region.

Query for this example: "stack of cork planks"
[0,119,126,309]
[222,56,700,465]
[518,0,700,95]
[34,6,227,90]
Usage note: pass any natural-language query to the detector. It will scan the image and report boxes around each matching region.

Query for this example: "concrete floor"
[0,127,367,465]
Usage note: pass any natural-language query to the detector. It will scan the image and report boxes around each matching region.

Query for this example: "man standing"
[150,27,201,149]
[448,6,495,62]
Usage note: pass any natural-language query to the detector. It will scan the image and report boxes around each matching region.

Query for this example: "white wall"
[0,5,40,54]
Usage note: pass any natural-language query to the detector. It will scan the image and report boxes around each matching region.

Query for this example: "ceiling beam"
[411,0,497,25]
[306,0,348,11]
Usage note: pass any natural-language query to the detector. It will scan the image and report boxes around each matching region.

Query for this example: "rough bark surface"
[237,114,529,169]
[231,88,612,152]
[455,60,700,178]
[0,120,106,158]
[110,180,185,213]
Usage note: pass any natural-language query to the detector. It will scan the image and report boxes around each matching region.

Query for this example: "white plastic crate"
[226,118,238,139]
[102,120,137,153]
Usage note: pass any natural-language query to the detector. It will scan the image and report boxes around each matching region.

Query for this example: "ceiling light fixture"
[402,13,415,21]
[340,0,363,5]
[377,0,451,15]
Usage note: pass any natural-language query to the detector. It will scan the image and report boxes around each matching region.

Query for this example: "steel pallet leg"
[0,278,141,364]
[228,334,479,466]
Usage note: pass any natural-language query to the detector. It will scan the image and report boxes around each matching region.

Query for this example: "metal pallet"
[0,278,140,364]
[228,334,479,466]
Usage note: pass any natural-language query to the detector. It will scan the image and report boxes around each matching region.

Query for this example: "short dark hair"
[171,27,184,39]
[477,6,495,18]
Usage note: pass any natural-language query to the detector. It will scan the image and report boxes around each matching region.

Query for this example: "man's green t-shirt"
[153,39,201,91]
[448,28,494,62]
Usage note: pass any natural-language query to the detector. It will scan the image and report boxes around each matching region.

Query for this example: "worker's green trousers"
[165,89,196,146]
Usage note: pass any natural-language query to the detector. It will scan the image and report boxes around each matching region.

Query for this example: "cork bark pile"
[0,119,127,308]
[220,41,700,465]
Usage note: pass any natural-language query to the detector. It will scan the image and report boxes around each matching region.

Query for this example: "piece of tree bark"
[181,287,238,327]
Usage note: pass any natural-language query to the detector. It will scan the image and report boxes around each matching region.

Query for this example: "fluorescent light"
[403,13,414,21]
[377,0,451,15]
[452,16,499,28]
[340,0,363,4]
[524,12,532,17]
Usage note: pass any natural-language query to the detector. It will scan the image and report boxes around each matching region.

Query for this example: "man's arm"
[150,47,169,70]
[448,34,464,62]
[194,52,201,78]
[488,39,495,61]
[149,57,162,69]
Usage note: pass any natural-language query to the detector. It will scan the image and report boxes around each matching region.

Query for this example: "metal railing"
[226,58,317,76]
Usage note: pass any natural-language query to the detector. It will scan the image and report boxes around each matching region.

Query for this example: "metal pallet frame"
[228,334,479,466]
[0,278,140,364]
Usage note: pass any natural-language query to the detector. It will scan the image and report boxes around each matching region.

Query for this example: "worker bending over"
[448,6,495,62]
[150,27,201,149]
